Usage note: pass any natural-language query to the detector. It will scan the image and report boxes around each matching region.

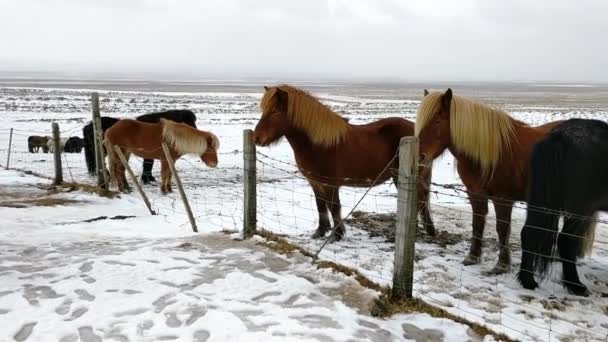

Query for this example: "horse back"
[105,119,162,147]
[136,110,197,127]
[354,117,414,139]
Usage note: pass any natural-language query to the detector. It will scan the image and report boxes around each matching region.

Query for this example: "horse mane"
[416,92,517,179]
[260,85,350,147]
[161,119,219,155]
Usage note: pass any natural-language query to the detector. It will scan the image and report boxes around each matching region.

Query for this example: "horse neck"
[284,127,322,158]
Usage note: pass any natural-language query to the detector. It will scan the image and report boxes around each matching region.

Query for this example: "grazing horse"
[27,136,50,153]
[517,119,608,296]
[416,89,563,274]
[83,110,197,183]
[253,85,435,242]
[47,137,68,153]
[104,119,219,194]
[63,136,84,153]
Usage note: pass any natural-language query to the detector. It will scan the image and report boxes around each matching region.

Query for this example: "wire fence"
[2,122,608,341]
[250,146,608,342]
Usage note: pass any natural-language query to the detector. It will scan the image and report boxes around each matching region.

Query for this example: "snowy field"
[0,169,481,342]
[1,82,608,341]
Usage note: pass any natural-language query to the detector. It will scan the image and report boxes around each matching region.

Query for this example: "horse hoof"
[327,232,344,243]
[311,228,328,239]
[517,273,539,290]
[463,254,481,266]
[566,283,590,297]
[424,224,436,237]
[483,263,511,276]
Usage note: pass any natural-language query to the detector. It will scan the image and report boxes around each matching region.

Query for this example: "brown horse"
[104,119,219,194]
[253,85,434,242]
[416,88,563,274]
[28,136,50,153]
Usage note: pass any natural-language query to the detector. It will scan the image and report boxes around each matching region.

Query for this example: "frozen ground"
[1,82,608,341]
[0,169,485,342]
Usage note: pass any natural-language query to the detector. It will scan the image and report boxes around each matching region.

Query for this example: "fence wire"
[3,123,608,341]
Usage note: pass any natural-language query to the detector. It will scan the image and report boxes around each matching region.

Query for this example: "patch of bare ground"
[345,210,466,247]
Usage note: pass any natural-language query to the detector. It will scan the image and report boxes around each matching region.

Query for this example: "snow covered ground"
[0,169,483,342]
[1,83,608,341]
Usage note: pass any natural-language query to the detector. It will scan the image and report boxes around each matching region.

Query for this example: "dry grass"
[254,228,515,342]
[0,197,81,208]
[372,294,515,342]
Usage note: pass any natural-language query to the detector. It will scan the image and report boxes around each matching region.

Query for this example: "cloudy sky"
[1,0,606,82]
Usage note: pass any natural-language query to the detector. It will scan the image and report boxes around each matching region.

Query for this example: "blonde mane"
[416,92,517,179]
[260,85,350,147]
[161,119,219,155]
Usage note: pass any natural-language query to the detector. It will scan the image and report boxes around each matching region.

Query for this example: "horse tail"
[104,139,118,189]
[580,213,597,258]
[27,136,34,153]
[83,124,96,175]
[520,134,564,281]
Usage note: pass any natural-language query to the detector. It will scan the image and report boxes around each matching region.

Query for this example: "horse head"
[416,88,452,169]
[200,133,219,168]
[253,86,290,146]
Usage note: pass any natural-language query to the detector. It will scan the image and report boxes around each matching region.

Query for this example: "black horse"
[64,136,84,153]
[517,119,608,296]
[83,110,197,184]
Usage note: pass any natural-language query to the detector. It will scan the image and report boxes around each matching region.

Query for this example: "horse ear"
[264,86,269,91]
[442,88,453,111]
[275,87,288,107]
[424,89,429,97]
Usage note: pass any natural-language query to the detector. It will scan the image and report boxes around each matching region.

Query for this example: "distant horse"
[64,136,84,153]
[27,136,50,153]
[253,85,435,242]
[517,119,608,296]
[416,89,563,274]
[104,119,219,193]
[83,110,197,183]
[47,137,68,153]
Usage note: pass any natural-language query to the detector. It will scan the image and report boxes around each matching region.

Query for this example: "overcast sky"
[1,0,606,82]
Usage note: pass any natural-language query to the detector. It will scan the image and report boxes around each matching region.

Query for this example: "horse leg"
[518,222,539,290]
[559,217,591,296]
[393,174,435,237]
[417,168,435,236]
[463,194,489,265]
[311,184,331,239]
[122,152,132,192]
[327,187,345,242]
[160,159,172,194]
[141,159,156,184]
[487,200,513,274]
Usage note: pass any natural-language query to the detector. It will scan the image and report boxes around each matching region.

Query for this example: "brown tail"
[104,140,119,189]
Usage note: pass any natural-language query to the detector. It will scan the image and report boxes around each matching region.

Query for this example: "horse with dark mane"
[28,136,50,153]
[416,89,563,274]
[83,110,197,183]
[517,119,608,296]
[253,85,435,242]
[64,136,84,153]
[104,119,219,193]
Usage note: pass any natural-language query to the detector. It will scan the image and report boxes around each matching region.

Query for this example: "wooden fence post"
[161,143,197,233]
[52,123,63,185]
[5,128,13,169]
[91,93,108,192]
[392,136,419,299]
[243,129,256,239]
[114,146,156,216]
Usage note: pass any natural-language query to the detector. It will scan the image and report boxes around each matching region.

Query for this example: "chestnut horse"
[104,119,219,194]
[253,85,434,242]
[27,136,50,153]
[416,89,563,274]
